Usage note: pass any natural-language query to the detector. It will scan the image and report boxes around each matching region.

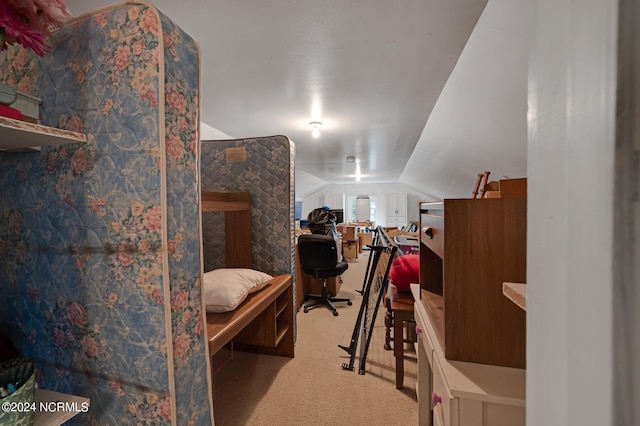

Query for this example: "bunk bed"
[202,191,295,371]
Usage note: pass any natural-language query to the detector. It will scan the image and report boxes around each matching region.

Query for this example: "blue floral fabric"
[0,3,211,425]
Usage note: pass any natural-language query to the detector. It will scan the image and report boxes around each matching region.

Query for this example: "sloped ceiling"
[64,0,527,201]
[400,0,529,199]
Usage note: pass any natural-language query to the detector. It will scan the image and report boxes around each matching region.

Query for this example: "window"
[349,196,376,222]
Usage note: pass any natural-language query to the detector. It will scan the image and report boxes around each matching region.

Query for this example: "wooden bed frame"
[202,191,295,372]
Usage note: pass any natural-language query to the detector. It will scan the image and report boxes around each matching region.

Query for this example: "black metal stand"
[340,246,383,369]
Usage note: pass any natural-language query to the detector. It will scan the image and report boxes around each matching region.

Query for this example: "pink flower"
[173,334,191,358]
[166,135,185,160]
[89,198,105,213]
[138,239,151,253]
[157,397,171,421]
[67,301,87,329]
[92,15,106,27]
[145,90,158,107]
[132,40,145,55]
[171,290,188,311]
[152,290,163,306]
[71,148,87,175]
[81,335,99,358]
[143,205,162,233]
[140,8,158,35]
[65,116,83,132]
[166,91,186,113]
[0,0,70,56]
[181,310,192,325]
[116,251,135,266]
[113,46,131,70]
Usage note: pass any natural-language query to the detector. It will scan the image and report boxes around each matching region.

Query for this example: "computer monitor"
[332,209,344,224]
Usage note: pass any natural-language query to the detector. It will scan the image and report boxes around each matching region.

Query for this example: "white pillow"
[203,268,273,313]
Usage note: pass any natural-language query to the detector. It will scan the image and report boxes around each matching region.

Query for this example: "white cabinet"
[411,283,526,426]
[386,192,407,228]
[387,192,407,216]
[386,215,406,228]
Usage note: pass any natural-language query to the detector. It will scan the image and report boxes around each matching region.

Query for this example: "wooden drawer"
[433,401,445,426]
[420,213,444,259]
[432,354,456,426]
[484,403,526,426]
[415,302,434,366]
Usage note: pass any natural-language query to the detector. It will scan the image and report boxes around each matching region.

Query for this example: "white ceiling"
[65,0,529,200]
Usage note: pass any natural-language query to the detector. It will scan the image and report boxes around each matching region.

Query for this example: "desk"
[385,284,415,389]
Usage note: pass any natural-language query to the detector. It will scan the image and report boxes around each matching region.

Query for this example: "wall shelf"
[0,117,86,152]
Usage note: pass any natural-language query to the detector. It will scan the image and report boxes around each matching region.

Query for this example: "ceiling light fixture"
[309,121,322,138]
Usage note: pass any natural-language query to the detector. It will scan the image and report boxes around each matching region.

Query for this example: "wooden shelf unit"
[418,198,527,369]
[229,275,295,358]
[0,116,86,151]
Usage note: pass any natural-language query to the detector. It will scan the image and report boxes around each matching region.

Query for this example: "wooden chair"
[384,283,416,390]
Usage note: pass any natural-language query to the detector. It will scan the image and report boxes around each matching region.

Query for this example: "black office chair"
[298,234,352,316]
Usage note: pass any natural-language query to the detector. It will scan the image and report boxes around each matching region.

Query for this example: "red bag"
[389,254,420,292]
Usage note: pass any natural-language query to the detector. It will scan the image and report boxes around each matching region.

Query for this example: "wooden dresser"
[415,197,527,425]
[419,199,526,368]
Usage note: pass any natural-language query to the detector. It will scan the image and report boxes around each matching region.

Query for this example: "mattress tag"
[225,147,247,162]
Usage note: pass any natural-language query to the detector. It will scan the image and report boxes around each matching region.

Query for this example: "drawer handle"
[415,326,423,334]
[432,392,442,405]
[422,226,433,239]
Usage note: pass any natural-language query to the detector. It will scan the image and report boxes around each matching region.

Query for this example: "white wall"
[527,0,616,424]
[299,182,434,226]
[399,0,529,200]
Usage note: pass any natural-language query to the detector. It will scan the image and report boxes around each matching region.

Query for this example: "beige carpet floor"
[211,250,418,425]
